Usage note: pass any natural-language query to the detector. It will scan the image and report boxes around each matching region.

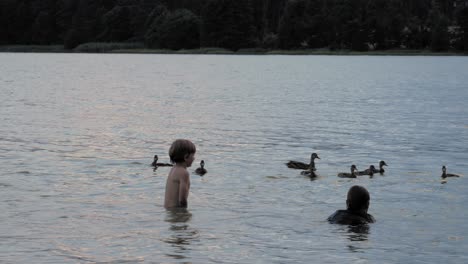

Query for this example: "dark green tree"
[0,0,17,44]
[55,0,79,43]
[366,0,406,50]
[260,0,287,35]
[64,0,107,49]
[124,0,162,42]
[302,0,327,49]
[144,4,170,48]
[429,3,450,51]
[99,6,132,41]
[455,3,468,51]
[146,9,201,50]
[401,16,430,49]
[278,0,308,49]
[31,11,56,44]
[0,0,465,52]
[201,0,255,50]
[430,15,450,51]
[12,1,35,44]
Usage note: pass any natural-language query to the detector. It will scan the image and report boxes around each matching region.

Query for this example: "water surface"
[1,53,468,263]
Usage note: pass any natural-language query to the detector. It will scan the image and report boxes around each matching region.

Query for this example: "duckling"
[441,166,460,179]
[301,167,319,178]
[151,155,173,168]
[338,165,358,178]
[373,160,387,174]
[286,153,320,170]
[195,160,207,176]
[358,165,375,176]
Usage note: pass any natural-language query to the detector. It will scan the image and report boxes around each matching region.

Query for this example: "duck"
[373,160,388,174]
[195,160,207,176]
[286,153,320,171]
[441,165,460,179]
[337,165,358,178]
[357,165,375,176]
[151,155,173,168]
[301,167,319,178]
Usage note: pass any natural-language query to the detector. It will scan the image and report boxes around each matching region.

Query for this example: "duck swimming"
[373,160,388,174]
[195,160,207,176]
[286,153,320,171]
[358,165,375,176]
[441,166,460,179]
[301,167,319,178]
[151,155,173,168]
[338,165,358,178]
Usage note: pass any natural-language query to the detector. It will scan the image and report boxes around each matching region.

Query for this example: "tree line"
[1,0,468,52]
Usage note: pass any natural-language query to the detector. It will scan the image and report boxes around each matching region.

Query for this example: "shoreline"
[1,44,467,56]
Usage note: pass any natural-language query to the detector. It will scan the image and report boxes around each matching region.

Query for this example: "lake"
[1,53,468,263]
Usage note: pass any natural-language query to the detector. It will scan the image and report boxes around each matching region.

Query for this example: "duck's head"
[311,153,320,160]
[380,160,388,167]
[154,155,158,162]
[200,160,205,168]
[442,165,447,173]
[351,164,358,172]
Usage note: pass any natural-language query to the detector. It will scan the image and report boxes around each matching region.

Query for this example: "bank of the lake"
[1,43,467,56]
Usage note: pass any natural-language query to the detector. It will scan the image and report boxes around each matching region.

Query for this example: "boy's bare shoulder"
[179,167,190,179]
[171,166,189,178]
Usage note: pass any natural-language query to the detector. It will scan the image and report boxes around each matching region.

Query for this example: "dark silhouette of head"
[346,185,370,213]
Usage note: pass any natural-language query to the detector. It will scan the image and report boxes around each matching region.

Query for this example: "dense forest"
[1,0,468,51]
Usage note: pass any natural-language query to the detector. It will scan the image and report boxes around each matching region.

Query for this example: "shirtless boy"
[164,139,196,209]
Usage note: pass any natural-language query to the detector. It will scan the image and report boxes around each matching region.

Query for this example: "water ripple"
[1,54,467,262]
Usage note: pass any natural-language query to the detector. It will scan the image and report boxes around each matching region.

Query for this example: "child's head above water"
[346,185,370,212]
[169,139,196,164]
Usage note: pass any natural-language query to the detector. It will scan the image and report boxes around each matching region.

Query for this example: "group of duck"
[151,155,207,176]
[286,153,461,181]
[152,153,461,181]
[287,153,386,178]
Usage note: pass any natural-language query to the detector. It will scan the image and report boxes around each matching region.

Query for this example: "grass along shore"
[1,43,467,56]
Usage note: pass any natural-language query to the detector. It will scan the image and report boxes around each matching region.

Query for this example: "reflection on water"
[346,224,370,253]
[165,208,193,224]
[347,224,370,242]
[163,208,198,260]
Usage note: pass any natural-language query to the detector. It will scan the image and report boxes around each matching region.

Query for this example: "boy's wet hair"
[169,139,196,163]
[347,185,370,211]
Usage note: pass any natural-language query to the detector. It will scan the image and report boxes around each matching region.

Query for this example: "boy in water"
[328,185,375,225]
[164,139,196,209]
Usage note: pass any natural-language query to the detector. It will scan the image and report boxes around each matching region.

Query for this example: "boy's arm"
[178,171,190,208]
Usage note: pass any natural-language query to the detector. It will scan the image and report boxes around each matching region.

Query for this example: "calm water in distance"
[1,53,468,263]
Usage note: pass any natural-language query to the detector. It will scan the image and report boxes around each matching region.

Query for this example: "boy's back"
[327,209,375,225]
[164,165,190,208]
